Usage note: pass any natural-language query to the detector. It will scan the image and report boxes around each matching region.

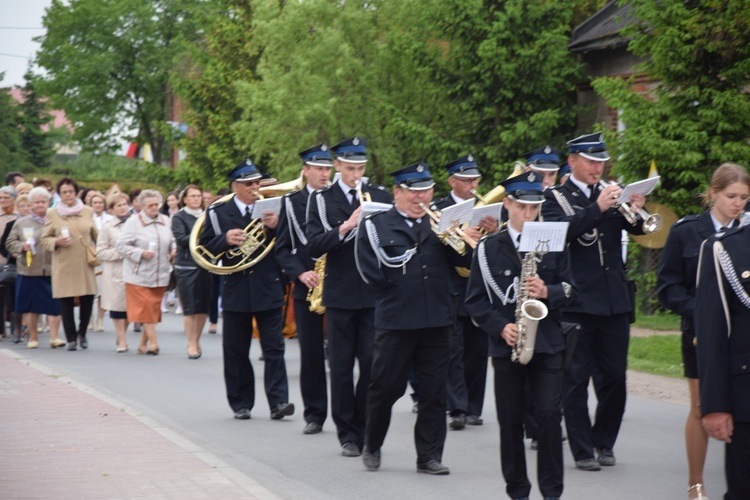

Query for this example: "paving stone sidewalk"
[0,349,271,499]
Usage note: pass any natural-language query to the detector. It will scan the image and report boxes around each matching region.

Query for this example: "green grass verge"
[633,311,681,331]
[628,334,683,378]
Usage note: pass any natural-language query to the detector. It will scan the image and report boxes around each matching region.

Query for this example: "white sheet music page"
[618,176,660,204]
[470,203,502,227]
[358,201,393,221]
[518,222,569,253]
[437,198,475,233]
[251,197,282,219]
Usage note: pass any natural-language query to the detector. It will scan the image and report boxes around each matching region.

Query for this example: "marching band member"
[660,163,750,500]
[433,154,497,430]
[523,145,562,190]
[465,171,575,500]
[695,208,750,500]
[199,159,295,421]
[542,132,647,471]
[275,144,333,435]
[306,137,392,457]
[356,161,471,474]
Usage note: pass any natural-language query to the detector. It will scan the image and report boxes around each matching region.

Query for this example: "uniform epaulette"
[208,193,234,210]
[317,184,334,194]
[367,182,387,192]
[673,214,700,227]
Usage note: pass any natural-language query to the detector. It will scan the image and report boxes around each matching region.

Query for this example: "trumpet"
[418,202,477,255]
[354,179,372,203]
[598,180,662,234]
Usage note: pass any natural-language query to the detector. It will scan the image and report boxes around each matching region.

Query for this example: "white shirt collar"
[233,196,252,216]
[507,223,522,249]
[710,212,734,232]
[450,191,470,204]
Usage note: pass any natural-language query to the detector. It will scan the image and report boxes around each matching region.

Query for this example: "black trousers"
[326,307,374,446]
[562,312,629,461]
[59,295,95,343]
[494,353,564,499]
[725,421,750,500]
[209,274,222,324]
[222,308,289,413]
[293,298,327,425]
[365,326,451,464]
[445,314,488,417]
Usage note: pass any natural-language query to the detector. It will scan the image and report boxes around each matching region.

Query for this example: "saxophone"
[511,251,549,365]
[307,255,326,314]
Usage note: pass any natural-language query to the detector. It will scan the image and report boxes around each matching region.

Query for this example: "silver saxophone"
[511,248,549,365]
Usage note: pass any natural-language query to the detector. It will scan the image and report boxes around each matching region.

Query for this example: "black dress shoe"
[595,448,616,466]
[67,342,77,351]
[417,460,450,475]
[270,402,295,420]
[79,336,88,349]
[233,408,252,420]
[449,414,466,430]
[341,441,361,457]
[303,422,322,434]
[575,458,601,471]
[466,415,483,426]
[362,447,381,471]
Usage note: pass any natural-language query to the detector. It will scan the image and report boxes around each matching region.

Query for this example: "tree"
[0,73,25,171]
[592,0,750,216]
[172,0,261,189]
[34,0,207,166]
[18,71,55,169]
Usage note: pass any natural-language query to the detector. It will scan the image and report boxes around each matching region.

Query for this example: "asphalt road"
[6,309,726,499]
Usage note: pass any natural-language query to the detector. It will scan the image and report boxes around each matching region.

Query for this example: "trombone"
[418,202,477,255]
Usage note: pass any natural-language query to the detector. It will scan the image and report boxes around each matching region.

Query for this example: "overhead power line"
[0,52,32,59]
[0,27,44,30]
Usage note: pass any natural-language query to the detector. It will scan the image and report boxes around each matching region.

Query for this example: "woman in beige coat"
[96,193,131,352]
[116,190,174,355]
[41,178,98,351]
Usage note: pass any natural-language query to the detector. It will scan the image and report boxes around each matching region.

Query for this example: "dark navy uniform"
[276,186,328,428]
[306,178,391,449]
[542,142,646,466]
[433,193,488,423]
[466,172,574,498]
[356,200,470,469]
[657,211,718,378]
[199,165,290,418]
[696,227,750,499]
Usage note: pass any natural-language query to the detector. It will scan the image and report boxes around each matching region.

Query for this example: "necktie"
[349,189,358,207]
[588,185,598,202]
[515,234,521,250]
[406,217,423,239]
[244,205,252,222]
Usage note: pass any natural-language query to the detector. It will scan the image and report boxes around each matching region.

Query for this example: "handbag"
[83,241,101,267]
[0,263,16,286]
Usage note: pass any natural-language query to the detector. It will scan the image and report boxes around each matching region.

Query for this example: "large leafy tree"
[172,0,260,189]
[35,0,206,165]
[592,0,750,215]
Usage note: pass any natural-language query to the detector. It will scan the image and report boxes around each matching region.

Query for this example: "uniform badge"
[245,159,253,166]
[416,165,424,173]
[544,145,552,154]
[467,154,474,162]
[743,271,750,279]
[321,144,328,151]
[504,270,511,276]
[528,172,536,182]
[353,137,360,146]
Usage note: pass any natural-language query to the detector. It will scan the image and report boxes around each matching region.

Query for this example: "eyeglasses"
[185,194,202,198]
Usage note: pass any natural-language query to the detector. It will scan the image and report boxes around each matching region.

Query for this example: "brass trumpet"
[598,180,662,234]
[418,202,477,255]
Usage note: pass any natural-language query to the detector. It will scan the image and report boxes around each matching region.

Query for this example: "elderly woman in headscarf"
[6,187,64,348]
[116,189,174,355]
[42,178,98,351]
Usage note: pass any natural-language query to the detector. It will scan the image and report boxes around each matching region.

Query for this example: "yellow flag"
[648,160,659,178]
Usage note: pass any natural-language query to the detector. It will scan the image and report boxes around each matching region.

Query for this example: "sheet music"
[470,203,502,227]
[251,197,282,219]
[437,198,475,233]
[518,222,569,253]
[358,201,392,221]
[618,176,660,204]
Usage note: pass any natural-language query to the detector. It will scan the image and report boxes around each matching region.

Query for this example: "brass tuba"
[189,177,302,275]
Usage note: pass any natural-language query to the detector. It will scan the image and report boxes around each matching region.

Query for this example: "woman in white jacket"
[116,190,174,355]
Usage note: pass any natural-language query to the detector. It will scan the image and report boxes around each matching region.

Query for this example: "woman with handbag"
[42,178,98,351]
[116,190,174,355]
[6,188,64,349]
[171,184,212,359]
[96,193,132,352]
